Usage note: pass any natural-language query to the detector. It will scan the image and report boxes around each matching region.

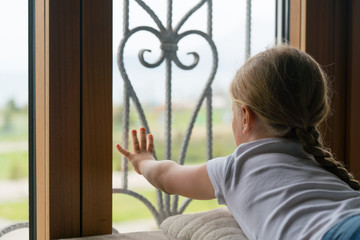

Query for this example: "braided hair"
[230,45,360,190]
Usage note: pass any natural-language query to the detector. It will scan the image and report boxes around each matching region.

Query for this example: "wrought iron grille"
[112,0,219,227]
[112,0,258,228]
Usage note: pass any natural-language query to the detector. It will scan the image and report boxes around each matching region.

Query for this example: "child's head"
[230,45,329,135]
[230,45,359,190]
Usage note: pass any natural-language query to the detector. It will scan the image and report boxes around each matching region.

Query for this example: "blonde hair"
[230,45,360,190]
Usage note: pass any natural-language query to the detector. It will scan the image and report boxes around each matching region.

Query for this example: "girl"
[116,46,360,240]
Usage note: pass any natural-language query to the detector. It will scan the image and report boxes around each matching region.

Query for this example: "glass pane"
[112,0,275,232]
[0,0,29,239]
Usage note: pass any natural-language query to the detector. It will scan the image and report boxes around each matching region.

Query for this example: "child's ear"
[241,105,256,134]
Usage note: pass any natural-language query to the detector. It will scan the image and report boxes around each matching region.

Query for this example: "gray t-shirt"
[207,138,360,240]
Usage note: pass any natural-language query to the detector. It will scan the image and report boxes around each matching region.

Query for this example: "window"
[3,0,355,238]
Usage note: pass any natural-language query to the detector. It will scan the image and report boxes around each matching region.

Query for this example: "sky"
[112,0,276,105]
[0,0,275,108]
[0,0,28,108]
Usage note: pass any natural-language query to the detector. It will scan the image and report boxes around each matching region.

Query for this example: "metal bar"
[207,0,212,37]
[206,88,213,160]
[275,0,290,44]
[206,1,213,161]
[123,0,129,34]
[121,0,130,189]
[28,0,36,238]
[281,0,286,42]
[245,0,252,59]
[283,0,290,42]
[164,0,173,216]
[167,0,172,30]
[121,86,130,189]
[275,0,279,41]
[164,56,172,215]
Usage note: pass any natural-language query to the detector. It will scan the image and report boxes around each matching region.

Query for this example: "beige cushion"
[160,208,248,240]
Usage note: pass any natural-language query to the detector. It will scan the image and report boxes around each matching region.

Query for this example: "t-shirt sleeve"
[207,156,229,205]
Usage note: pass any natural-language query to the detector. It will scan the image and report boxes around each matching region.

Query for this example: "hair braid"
[295,127,360,190]
[230,45,360,191]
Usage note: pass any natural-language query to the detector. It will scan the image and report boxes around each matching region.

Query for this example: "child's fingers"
[116,144,131,158]
[147,134,154,153]
[139,127,147,150]
[131,129,140,152]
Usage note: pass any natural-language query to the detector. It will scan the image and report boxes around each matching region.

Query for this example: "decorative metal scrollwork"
[113,0,218,227]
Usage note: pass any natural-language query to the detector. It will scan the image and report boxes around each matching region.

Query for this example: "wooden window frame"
[32,0,360,238]
[289,0,360,179]
[34,0,112,238]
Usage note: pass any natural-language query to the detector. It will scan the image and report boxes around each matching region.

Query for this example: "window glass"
[0,0,29,239]
[112,0,275,232]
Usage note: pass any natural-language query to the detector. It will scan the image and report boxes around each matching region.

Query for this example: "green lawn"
[0,111,28,142]
[0,199,28,221]
[0,190,220,223]
[112,189,220,223]
[0,105,232,223]
[0,151,28,180]
[0,105,234,179]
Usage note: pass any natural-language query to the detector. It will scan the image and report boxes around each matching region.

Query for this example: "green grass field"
[113,189,220,223]
[0,199,28,221]
[0,110,28,142]
[0,105,234,177]
[0,190,220,223]
[0,104,233,223]
[0,151,28,180]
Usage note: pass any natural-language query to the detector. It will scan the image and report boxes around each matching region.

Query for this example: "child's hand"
[117,127,214,200]
[116,127,155,174]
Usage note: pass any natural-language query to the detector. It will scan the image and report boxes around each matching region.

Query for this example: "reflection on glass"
[0,0,29,239]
